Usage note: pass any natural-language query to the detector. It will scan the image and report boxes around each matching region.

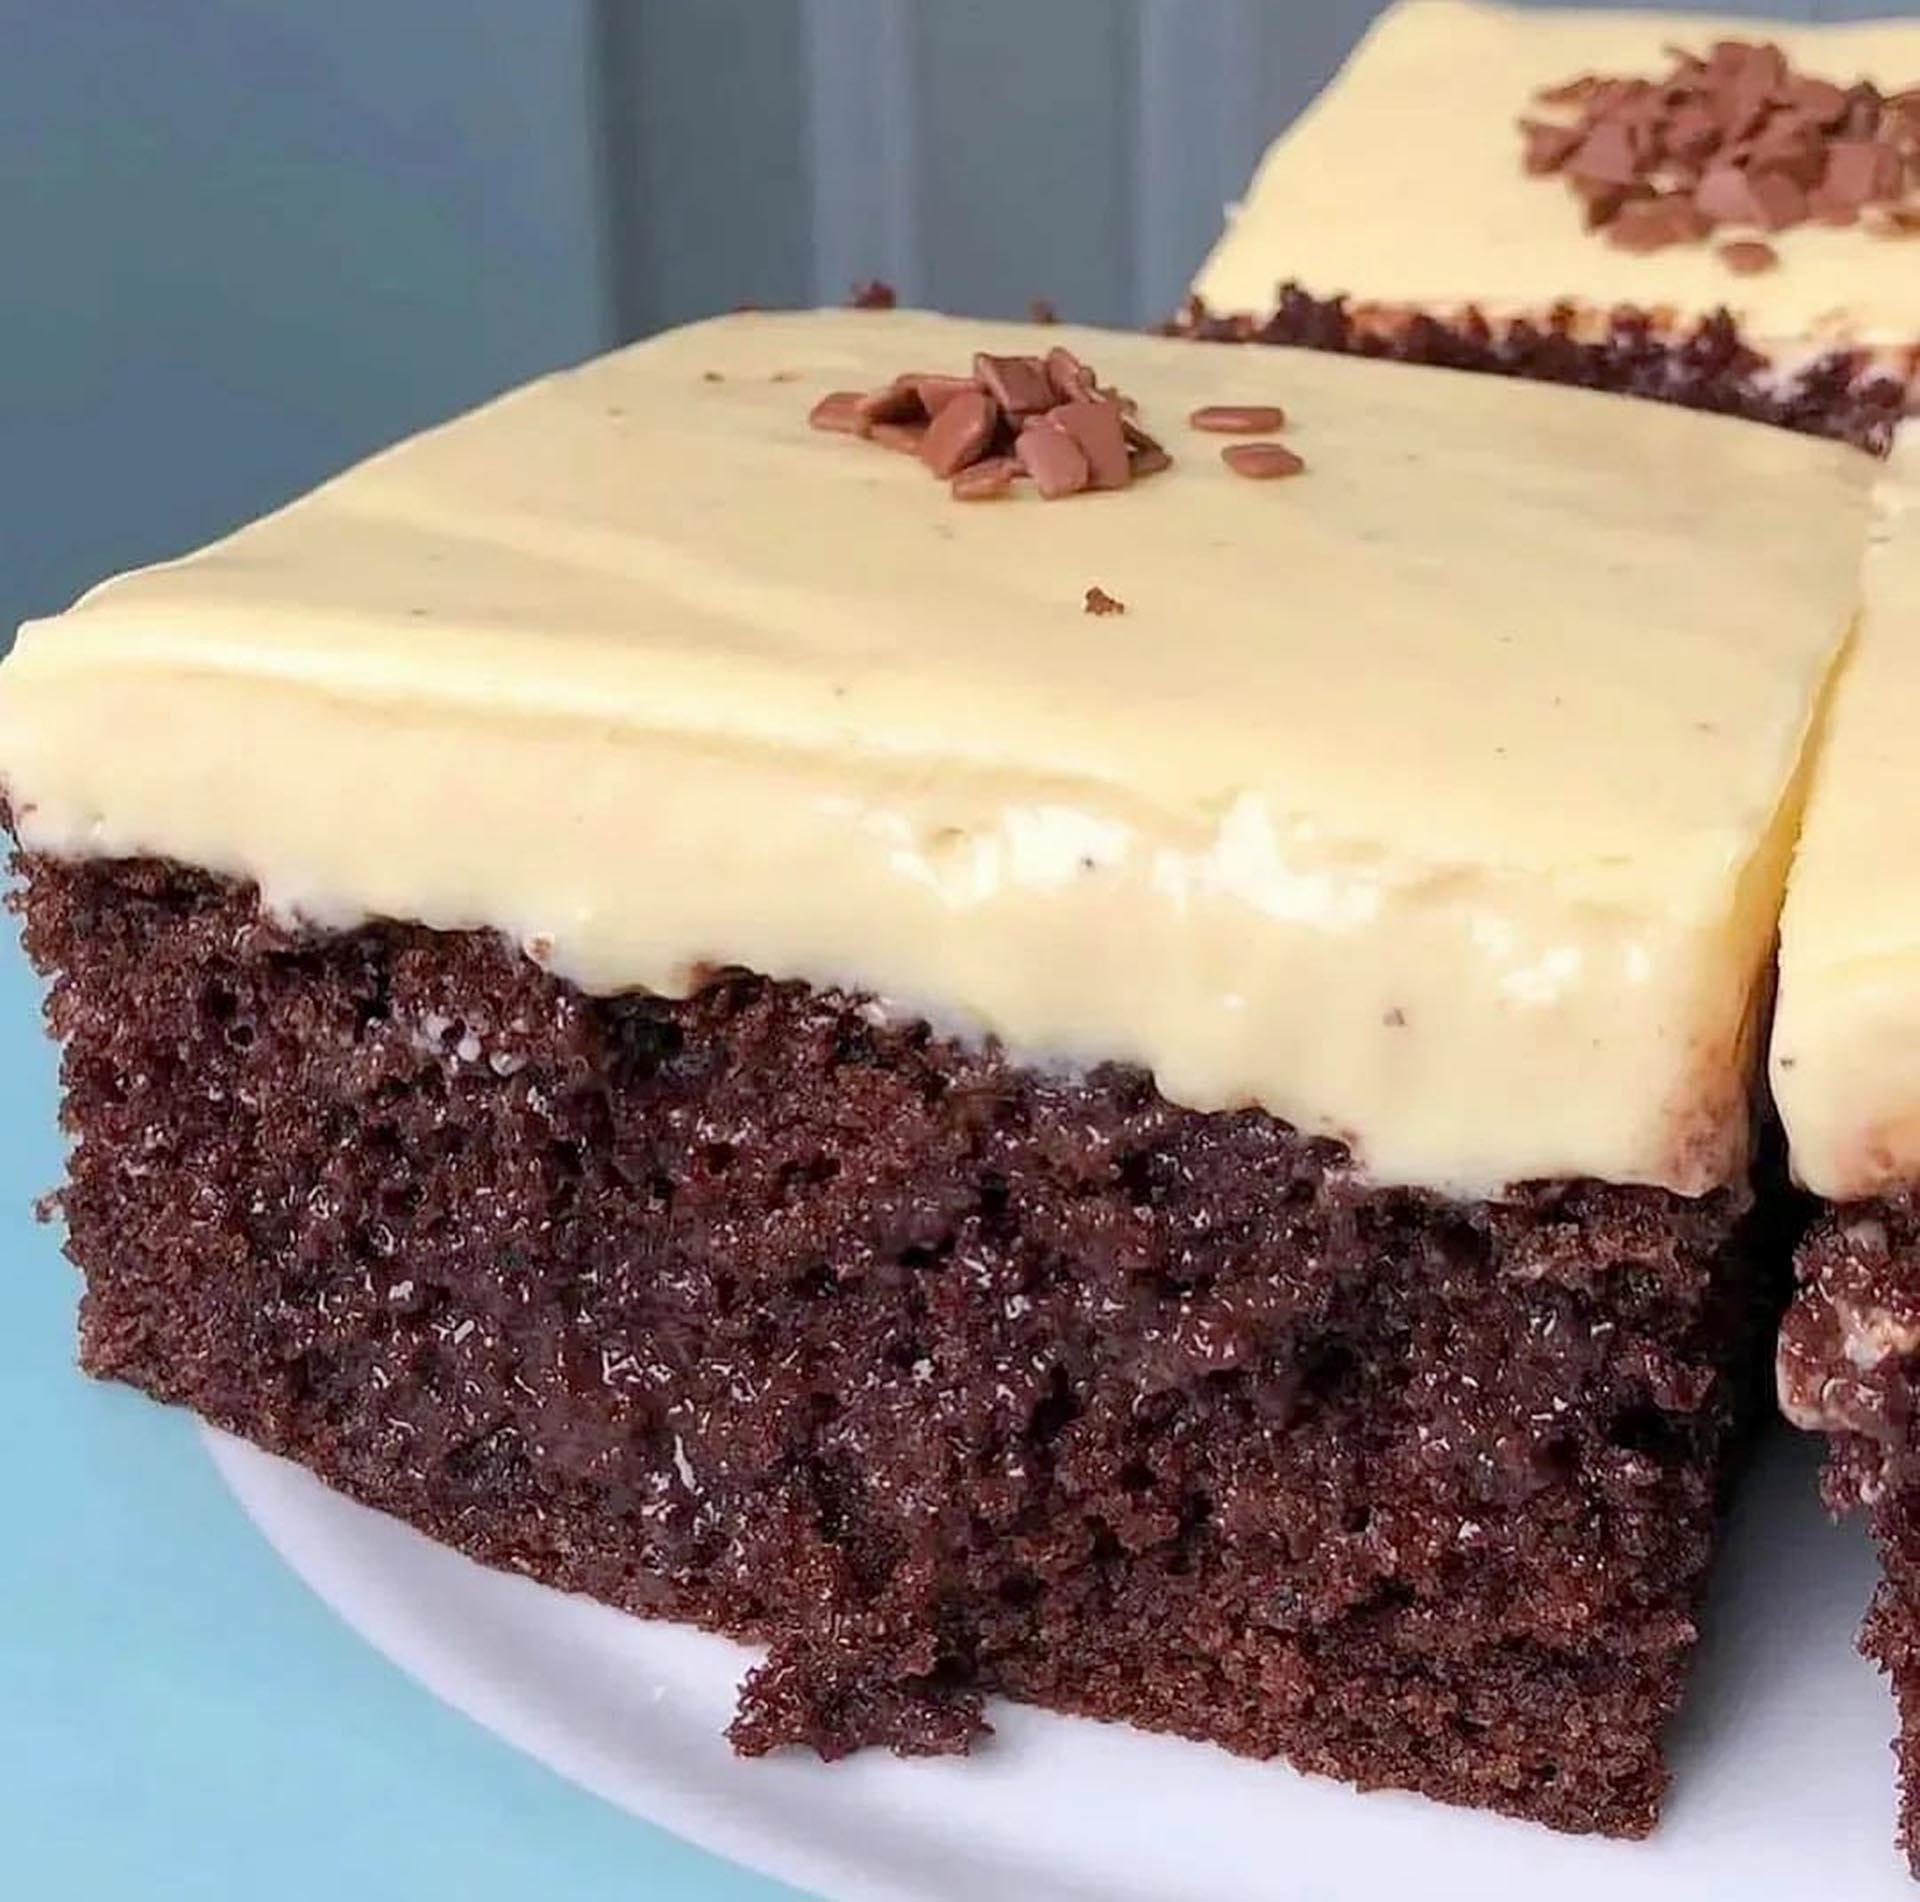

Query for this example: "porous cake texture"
[20,849,1775,1832]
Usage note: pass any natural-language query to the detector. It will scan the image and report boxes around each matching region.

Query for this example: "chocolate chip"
[1519,119,1582,173]
[1044,347,1098,404]
[951,456,1019,501]
[1579,183,1631,231]
[1825,139,1904,207]
[1221,442,1305,480]
[1788,77,1851,127]
[913,374,980,418]
[919,388,1000,477]
[1123,417,1174,479]
[1523,39,1920,249]
[1718,86,1773,147]
[1865,203,1920,237]
[1693,164,1755,223]
[1083,585,1126,616]
[1664,104,1721,162]
[818,342,1169,504]
[1536,73,1599,106]
[1052,398,1131,490]
[1608,195,1712,251]
[1016,420,1091,498]
[974,353,1056,418]
[1840,82,1884,140]
[857,378,924,429]
[808,391,868,434]
[1187,404,1288,434]
[1746,169,1807,230]
[1568,120,1641,188]
[869,420,927,454]
[1753,112,1827,170]
[1718,238,1779,273]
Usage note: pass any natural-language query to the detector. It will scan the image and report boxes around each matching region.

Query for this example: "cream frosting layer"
[1192,0,1920,356]
[0,310,1873,1195]
[1775,428,1920,1200]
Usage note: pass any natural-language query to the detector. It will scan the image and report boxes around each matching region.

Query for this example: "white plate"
[208,1421,1906,1901]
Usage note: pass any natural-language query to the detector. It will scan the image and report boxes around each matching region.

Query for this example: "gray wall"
[0,0,1897,651]
[0,0,605,645]
[604,0,1867,337]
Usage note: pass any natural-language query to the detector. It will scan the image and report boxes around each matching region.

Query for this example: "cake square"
[1183,0,1920,450]
[1777,429,1920,1870]
[2,310,1875,1834]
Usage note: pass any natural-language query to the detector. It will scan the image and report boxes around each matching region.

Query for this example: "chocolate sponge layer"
[18,846,1783,1834]
[1171,284,1909,455]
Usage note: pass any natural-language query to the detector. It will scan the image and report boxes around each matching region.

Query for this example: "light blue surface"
[0,939,803,1900]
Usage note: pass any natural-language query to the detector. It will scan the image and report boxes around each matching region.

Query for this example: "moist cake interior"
[21,847,1780,1834]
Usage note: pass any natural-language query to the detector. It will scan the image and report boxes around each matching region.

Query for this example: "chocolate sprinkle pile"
[808,347,1173,502]
[1520,38,1920,257]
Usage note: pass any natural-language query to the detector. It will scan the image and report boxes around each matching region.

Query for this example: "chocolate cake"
[0,309,1878,1836]
[1775,430,1920,1872]
[1177,2,1920,453]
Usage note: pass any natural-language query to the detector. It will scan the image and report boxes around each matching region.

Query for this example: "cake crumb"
[1083,585,1126,616]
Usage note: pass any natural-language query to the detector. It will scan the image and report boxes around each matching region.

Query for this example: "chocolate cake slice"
[0,310,1876,1836]
[1177,0,1920,453]
[1776,429,1920,1871]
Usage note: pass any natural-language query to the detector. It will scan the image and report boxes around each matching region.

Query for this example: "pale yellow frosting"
[0,310,1873,1195]
[1774,428,1920,1199]
[1193,0,1920,356]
